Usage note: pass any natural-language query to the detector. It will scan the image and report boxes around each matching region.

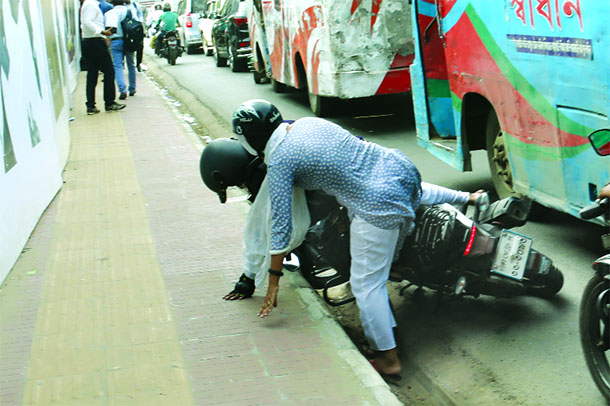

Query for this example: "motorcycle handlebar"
[579,198,609,220]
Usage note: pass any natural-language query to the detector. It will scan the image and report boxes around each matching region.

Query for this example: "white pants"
[349,216,399,351]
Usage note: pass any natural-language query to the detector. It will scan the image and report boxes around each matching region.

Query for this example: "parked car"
[198,0,226,56]
[176,0,206,54]
[210,0,250,72]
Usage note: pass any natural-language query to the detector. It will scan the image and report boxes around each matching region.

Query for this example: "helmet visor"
[234,132,259,156]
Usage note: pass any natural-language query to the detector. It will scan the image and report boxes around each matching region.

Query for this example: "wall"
[0,0,80,283]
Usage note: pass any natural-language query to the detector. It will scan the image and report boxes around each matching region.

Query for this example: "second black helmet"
[232,99,283,154]
[199,138,254,203]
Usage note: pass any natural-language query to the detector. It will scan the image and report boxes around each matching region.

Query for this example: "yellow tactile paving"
[22,110,193,405]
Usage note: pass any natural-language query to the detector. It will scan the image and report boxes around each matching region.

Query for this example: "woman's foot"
[370,348,401,375]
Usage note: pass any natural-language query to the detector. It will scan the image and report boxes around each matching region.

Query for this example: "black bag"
[121,10,144,52]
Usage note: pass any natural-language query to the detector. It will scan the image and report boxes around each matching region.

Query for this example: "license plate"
[491,230,532,280]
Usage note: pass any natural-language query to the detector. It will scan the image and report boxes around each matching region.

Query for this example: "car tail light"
[233,17,247,27]
[239,41,249,48]
[186,16,193,28]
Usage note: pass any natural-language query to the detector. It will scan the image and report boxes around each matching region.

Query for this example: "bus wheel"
[252,69,266,84]
[271,79,286,93]
[486,110,516,199]
[308,92,333,117]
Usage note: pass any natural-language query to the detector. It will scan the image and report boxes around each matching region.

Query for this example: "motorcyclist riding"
[146,4,163,37]
[200,99,484,377]
[154,3,180,53]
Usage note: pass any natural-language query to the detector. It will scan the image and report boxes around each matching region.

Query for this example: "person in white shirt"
[105,0,137,99]
[146,4,164,30]
[80,0,126,114]
[126,0,145,71]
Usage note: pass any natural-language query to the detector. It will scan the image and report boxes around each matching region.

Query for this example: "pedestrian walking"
[126,0,145,71]
[80,0,126,114]
[105,0,137,99]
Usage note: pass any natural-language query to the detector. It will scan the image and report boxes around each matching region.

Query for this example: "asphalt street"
[142,47,607,405]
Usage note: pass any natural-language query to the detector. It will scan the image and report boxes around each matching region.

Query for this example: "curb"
[142,55,233,144]
[289,272,403,406]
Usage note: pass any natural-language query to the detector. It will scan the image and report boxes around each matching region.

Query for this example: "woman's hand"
[598,184,610,200]
[258,254,286,318]
[468,189,486,205]
[258,279,279,318]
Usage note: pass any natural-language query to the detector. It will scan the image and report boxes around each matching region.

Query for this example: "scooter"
[578,128,610,401]
[291,188,564,307]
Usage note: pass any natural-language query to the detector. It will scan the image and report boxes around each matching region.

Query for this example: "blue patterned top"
[267,117,422,253]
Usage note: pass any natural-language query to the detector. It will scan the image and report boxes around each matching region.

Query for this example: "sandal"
[223,273,255,300]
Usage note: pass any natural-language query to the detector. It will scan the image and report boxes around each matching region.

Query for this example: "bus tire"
[486,109,516,199]
[308,92,333,117]
[271,78,286,93]
[252,69,266,84]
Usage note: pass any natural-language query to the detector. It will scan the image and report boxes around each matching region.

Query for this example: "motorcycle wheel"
[525,265,564,297]
[168,48,177,65]
[580,273,610,401]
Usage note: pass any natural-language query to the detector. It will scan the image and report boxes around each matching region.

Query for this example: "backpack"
[121,10,144,52]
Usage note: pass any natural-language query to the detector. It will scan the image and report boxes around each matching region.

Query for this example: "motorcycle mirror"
[588,129,610,156]
[476,192,490,212]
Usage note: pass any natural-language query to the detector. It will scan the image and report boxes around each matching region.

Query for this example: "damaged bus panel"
[249,0,415,116]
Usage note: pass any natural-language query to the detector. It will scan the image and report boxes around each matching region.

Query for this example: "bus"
[410,0,610,223]
[249,0,415,116]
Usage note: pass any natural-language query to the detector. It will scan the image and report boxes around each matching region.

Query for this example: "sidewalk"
[0,72,401,405]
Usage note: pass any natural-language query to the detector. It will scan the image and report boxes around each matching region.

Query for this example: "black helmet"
[199,138,254,203]
[162,3,171,11]
[232,99,283,154]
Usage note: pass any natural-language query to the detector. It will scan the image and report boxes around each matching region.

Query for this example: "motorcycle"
[578,128,610,401]
[157,30,183,65]
[238,155,564,306]
[289,188,564,307]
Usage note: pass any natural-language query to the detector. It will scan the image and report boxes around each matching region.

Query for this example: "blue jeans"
[110,39,136,94]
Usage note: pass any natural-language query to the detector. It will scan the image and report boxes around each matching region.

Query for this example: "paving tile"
[0,69,398,406]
